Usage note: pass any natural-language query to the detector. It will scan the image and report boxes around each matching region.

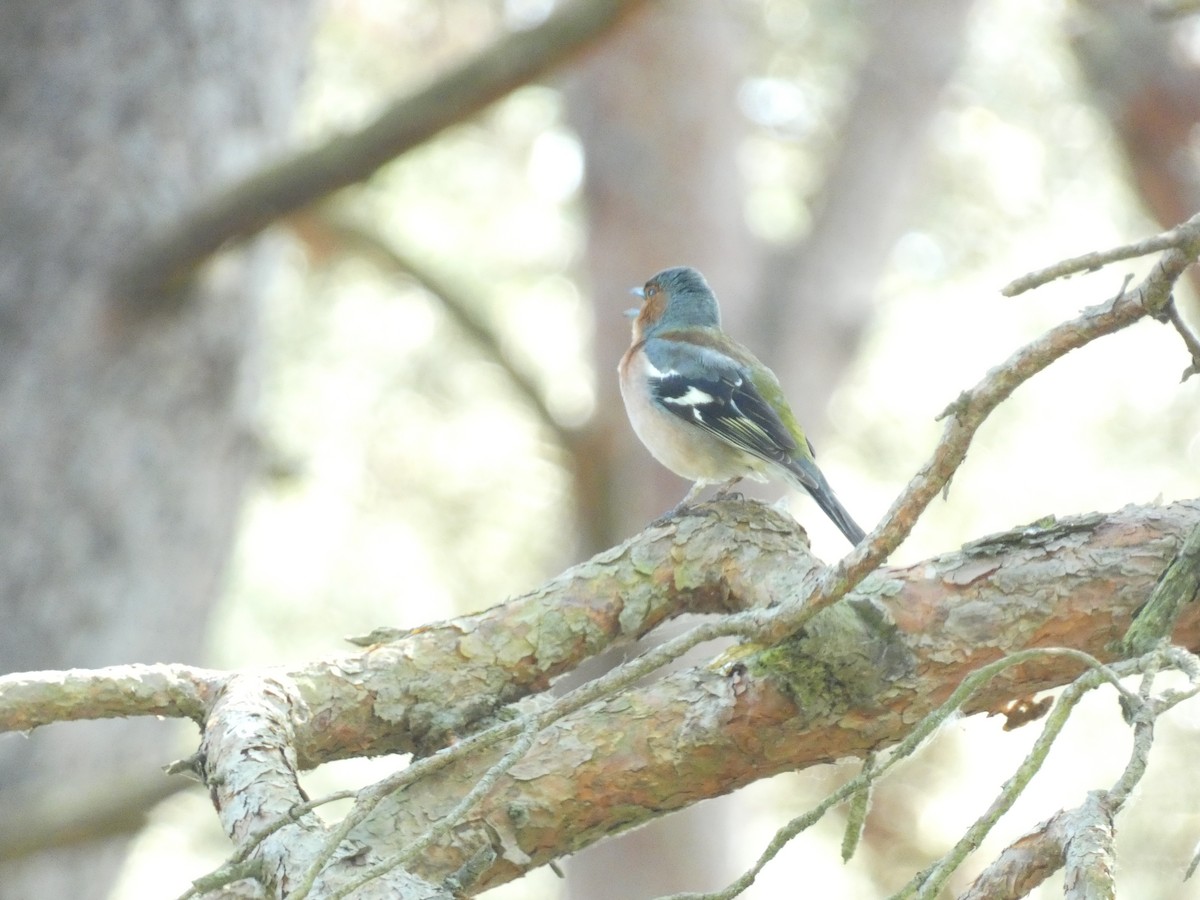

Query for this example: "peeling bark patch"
[945,599,1007,645]
[943,558,1002,586]
[509,733,593,780]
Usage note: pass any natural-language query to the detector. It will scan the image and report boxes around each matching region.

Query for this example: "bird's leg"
[711,477,743,501]
[679,480,710,507]
[653,479,744,526]
[651,482,711,526]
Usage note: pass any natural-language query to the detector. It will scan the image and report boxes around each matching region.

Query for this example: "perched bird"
[618,266,866,545]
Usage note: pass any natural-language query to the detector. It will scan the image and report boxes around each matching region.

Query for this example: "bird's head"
[627,266,721,340]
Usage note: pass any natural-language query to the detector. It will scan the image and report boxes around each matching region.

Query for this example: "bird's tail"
[786,456,866,546]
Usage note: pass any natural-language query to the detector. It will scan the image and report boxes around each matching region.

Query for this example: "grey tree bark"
[0,3,312,897]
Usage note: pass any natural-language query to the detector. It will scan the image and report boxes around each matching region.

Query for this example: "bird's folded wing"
[644,337,799,466]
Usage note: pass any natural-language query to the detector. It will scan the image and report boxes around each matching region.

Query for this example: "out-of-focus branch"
[0,774,190,863]
[112,0,652,307]
[1148,0,1200,15]
[1070,0,1200,298]
[288,210,578,451]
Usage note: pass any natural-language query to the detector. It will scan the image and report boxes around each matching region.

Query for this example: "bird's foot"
[711,477,744,502]
[651,500,716,527]
[650,481,745,526]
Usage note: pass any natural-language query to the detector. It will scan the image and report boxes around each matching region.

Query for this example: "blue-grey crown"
[650,266,721,330]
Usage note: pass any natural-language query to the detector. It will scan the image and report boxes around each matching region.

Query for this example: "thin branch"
[841,752,876,863]
[321,718,542,900]
[770,228,1200,645]
[112,0,651,306]
[960,651,1200,900]
[898,661,1136,900]
[1162,297,1200,380]
[1001,212,1200,296]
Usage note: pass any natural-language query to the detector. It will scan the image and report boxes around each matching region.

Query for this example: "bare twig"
[1162,297,1200,380]
[321,718,542,900]
[841,752,876,863]
[961,651,1200,900]
[898,657,1147,900]
[1001,212,1200,296]
[112,0,651,306]
[784,230,1200,642]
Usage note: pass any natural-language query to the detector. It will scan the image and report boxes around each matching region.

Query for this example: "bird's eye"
[645,285,657,298]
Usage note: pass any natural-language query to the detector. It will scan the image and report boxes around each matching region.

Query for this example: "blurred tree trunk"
[566,0,972,896]
[566,3,754,896]
[754,0,977,426]
[0,3,311,898]
[1070,0,1200,302]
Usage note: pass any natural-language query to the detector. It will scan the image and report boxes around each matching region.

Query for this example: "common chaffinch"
[618,266,866,545]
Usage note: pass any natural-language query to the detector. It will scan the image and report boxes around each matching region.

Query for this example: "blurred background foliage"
[112,0,1200,896]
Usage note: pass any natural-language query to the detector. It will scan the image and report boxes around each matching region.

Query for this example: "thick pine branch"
[3,500,1197,894]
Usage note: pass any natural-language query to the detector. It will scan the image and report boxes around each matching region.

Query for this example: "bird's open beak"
[625,285,644,318]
